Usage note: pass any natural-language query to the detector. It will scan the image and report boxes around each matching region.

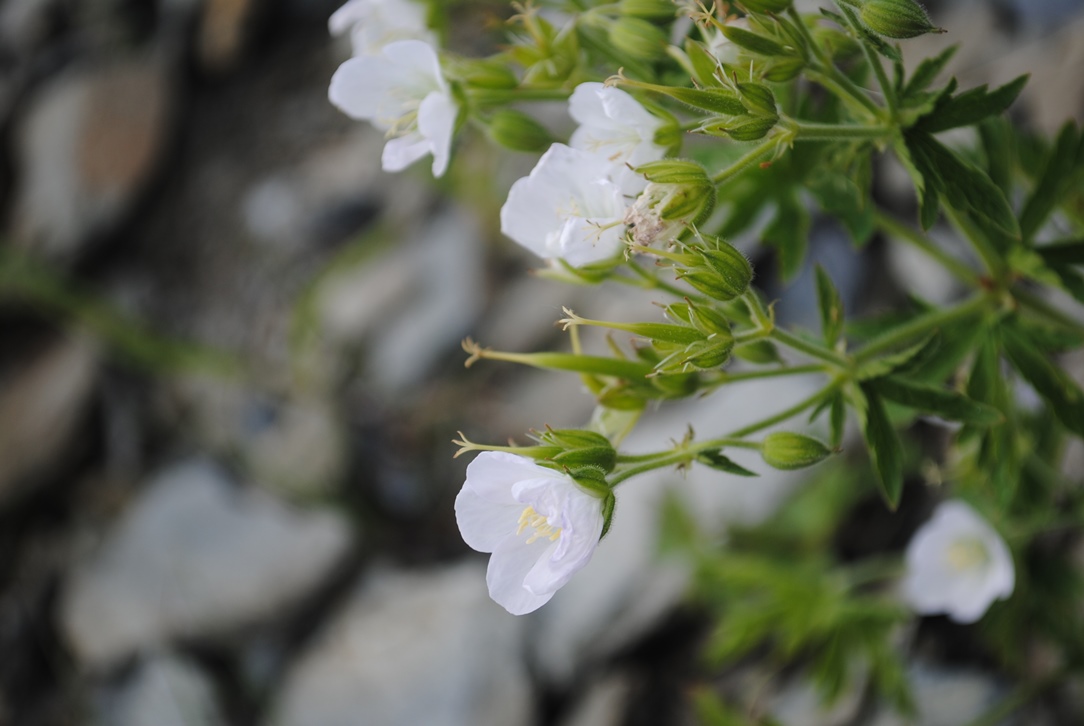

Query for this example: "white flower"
[569,82,667,195]
[901,500,1015,623]
[329,0,435,56]
[329,39,457,177]
[454,452,605,615]
[500,143,629,266]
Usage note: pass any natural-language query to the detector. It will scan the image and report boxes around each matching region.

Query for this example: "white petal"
[555,215,626,266]
[329,0,370,36]
[381,39,446,93]
[486,536,557,615]
[454,487,522,553]
[328,56,393,122]
[465,452,562,503]
[418,91,457,177]
[382,134,431,172]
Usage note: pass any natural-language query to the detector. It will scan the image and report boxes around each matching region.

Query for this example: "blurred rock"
[767,673,863,726]
[532,374,820,682]
[11,58,173,264]
[317,204,486,393]
[559,673,632,726]
[869,661,1006,726]
[91,652,225,726]
[170,377,348,498]
[198,0,259,72]
[0,0,56,55]
[60,459,352,667]
[0,334,99,508]
[272,563,531,726]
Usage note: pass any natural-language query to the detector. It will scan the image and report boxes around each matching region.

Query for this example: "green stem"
[712,137,779,185]
[615,437,759,465]
[468,87,571,106]
[944,205,1007,279]
[622,258,708,302]
[792,121,890,142]
[786,7,883,121]
[772,327,850,367]
[725,381,842,439]
[849,13,898,119]
[700,364,829,389]
[854,293,991,363]
[875,210,981,285]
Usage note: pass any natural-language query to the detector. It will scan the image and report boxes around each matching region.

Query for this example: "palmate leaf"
[1002,324,1084,437]
[871,375,1003,426]
[903,129,1019,235]
[1019,122,1084,242]
[916,75,1028,134]
[899,44,958,99]
[763,192,811,281]
[856,382,904,509]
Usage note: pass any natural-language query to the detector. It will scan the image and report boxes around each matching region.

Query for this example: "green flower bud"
[553,446,618,473]
[678,237,753,301]
[859,0,941,39]
[721,115,779,141]
[448,58,519,89]
[738,0,793,13]
[487,109,554,152]
[760,432,831,470]
[609,17,669,61]
[619,0,676,20]
[540,429,613,450]
[736,82,777,117]
[567,465,613,496]
[764,56,806,82]
[686,302,732,337]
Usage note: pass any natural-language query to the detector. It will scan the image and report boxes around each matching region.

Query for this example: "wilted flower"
[569,82,668,195]
[500,143,629,266]
[329,39,457,176]
[454,452,606,615]
[901,500,1015,623]
[329,0,435,56]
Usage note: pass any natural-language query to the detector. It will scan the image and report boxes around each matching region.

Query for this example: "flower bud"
[625,170,716,246]
[567,466,613,496]
[677,237,753,301]
[760,432,831,470]
[619,0,675,20]
[859,0,941,39]
[703,115,779,141]
[451,58,519,89]
[738,0,793,13]
[538,428,617,472]
[686,301,732,337]
[487,109,554,152]
[736,82,777,117]
[609,17,669,61]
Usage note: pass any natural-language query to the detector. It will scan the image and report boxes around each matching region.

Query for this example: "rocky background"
[0,0,1082,725]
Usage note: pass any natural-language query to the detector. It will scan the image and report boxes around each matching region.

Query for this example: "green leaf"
[873,376,1003,426]
[1036,238,1084,267]
[837,1,902,61]
[901,44,958,98]
[815,265,845,346]
[858,383,905,509]
[697,450,760,477]
[762,193,810,281]
[830,393,846,448]
[808,161,876,246]
[979,117,1015,196]
[1019,122,1083,242]
[917,75,1028,133]
[720,24,789,57]
[1002,325,1084,437]
[905,130,1020,236]
[856,331,938,380]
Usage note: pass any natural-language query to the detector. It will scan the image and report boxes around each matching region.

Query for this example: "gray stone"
[317,204,487,393]
[60,459,353,667]
[0,334,99,507]
[91,653,225,726]
[272,563,531,726]
[12,58,173,263]
[559,674,633,726]
[869,660,1006,726]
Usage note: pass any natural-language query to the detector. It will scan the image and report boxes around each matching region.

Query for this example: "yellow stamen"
[517,506,562,544]
[946,539,989,571]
